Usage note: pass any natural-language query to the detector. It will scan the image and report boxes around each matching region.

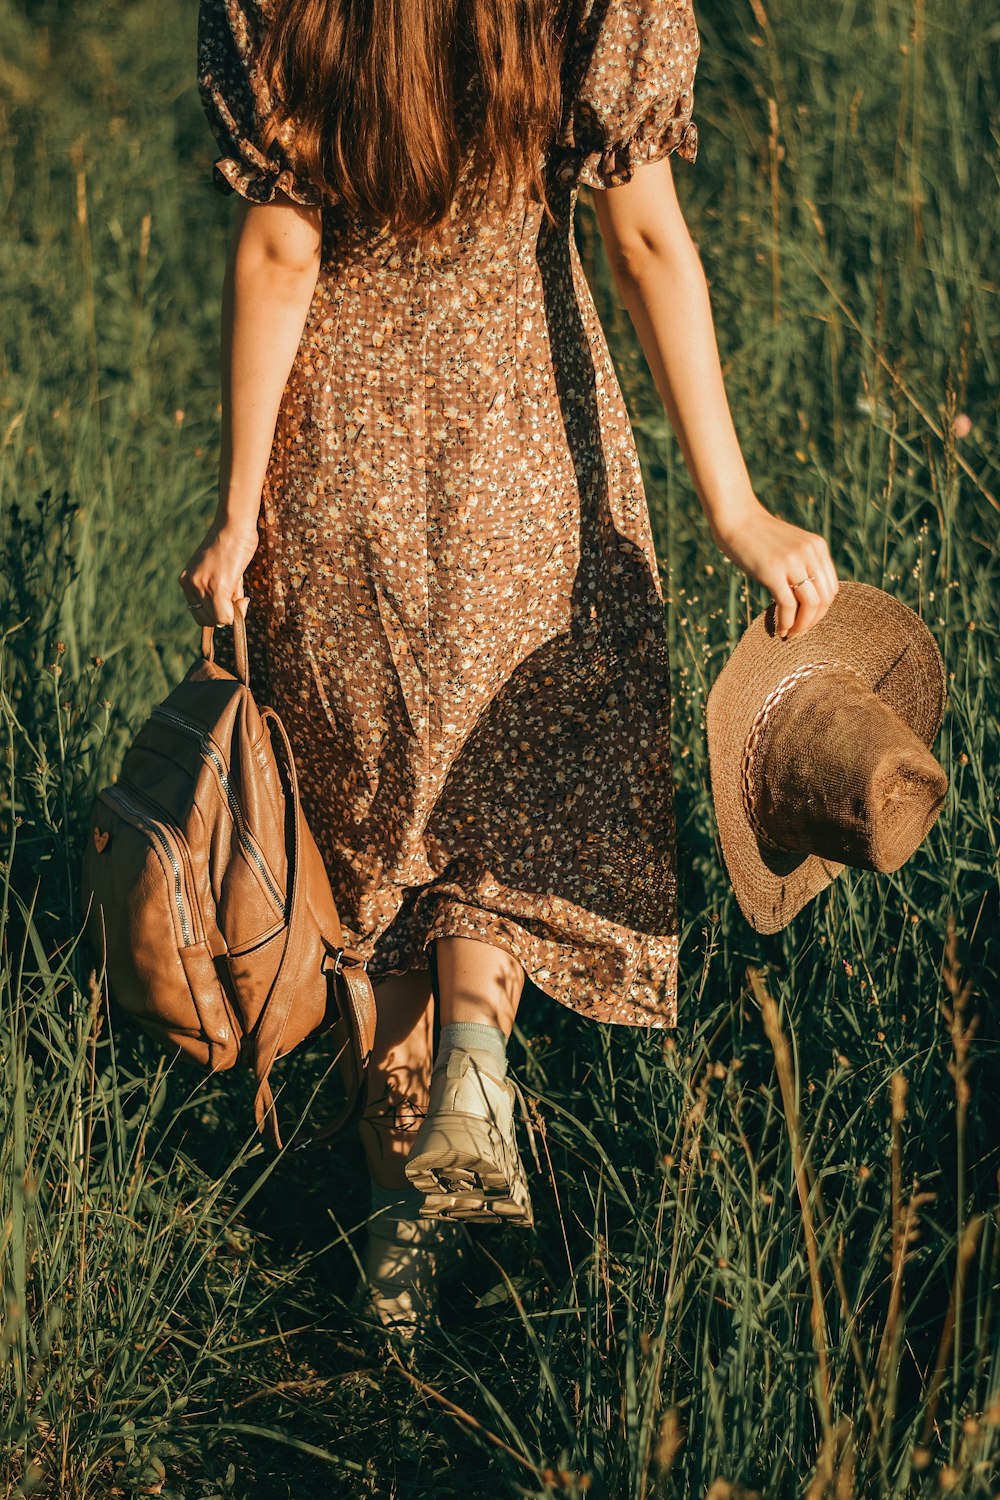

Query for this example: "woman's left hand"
[710,498,839,640]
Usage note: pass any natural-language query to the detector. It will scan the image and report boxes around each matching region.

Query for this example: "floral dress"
[196,0,700,1026]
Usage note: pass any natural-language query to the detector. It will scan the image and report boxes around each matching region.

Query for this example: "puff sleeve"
[554,0,700,189]
[196,0,324,206]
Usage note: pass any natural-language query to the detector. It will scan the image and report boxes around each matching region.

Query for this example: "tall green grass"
[1,0,997,1494]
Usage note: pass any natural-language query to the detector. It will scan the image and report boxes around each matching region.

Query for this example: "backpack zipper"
[149,705,287,919]
[101,783,197,946]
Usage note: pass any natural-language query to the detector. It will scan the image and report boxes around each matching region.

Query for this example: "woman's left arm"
[180,193,322,625]
[589,156,838,640]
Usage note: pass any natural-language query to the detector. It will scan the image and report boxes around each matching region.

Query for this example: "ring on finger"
[791,573,817,589]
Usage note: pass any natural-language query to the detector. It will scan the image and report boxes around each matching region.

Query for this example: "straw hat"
[706,581,948,934]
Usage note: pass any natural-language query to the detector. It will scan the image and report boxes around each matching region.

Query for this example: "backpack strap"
[250,703,375,1150]
[293,944,378,1150]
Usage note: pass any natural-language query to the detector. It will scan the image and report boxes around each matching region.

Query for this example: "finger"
[803,547,835,620]
[787,576,821,637]
[234,592,249,619]
[803,538,836,602]
[772,581,797,639]
[816,547,839,605]
[814,566,837,625]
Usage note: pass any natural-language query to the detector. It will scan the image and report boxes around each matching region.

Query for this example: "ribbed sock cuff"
[437,1020,508,1077]
[368,1177,426,1226]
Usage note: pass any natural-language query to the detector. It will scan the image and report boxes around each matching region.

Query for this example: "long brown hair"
[256,0,573,240]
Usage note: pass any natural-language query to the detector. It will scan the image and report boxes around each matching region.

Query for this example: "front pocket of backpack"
[84,790,239,1070]
[143,708,288,934]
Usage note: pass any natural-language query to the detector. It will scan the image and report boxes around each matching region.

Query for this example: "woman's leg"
[357,938,524,1186]
[434,934,525,1035]
[405,936,533,1223]
[357,968,469,1340]
[358,969,434,1190]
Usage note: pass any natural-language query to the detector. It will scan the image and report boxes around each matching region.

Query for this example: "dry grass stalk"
[919,1213,985,1449]
[805,1414,856,1499]
[387,1345,551,1482]
[875,1072,906,1448]
[525,1092,579,1314]
[872,1067,938,1479]
[767,97,782,324]
[747,0,768,29]
[748,965,832,1434]
[653,1405,684,1477]
[917,916,981,1453]
[704,1483,762,1500]
[941,913,977,1136]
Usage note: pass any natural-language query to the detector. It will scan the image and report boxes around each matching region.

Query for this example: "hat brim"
[706,581,945,934]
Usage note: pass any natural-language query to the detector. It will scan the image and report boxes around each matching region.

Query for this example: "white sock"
[437,1019,508,1077]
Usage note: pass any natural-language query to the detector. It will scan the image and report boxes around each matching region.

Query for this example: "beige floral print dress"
[196,0,700,1027]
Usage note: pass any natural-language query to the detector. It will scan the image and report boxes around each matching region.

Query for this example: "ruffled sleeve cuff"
[565,110,698,190]
[209,148,325,208]
[197,0,327,207]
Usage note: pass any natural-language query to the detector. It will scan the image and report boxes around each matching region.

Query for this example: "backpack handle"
[199,605,251,689]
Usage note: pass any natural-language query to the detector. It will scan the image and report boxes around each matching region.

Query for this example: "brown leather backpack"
[80,609,377,1149]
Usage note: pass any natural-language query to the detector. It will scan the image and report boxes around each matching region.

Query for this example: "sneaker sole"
[416,1184,534,1227]
[405,1122,534,1227]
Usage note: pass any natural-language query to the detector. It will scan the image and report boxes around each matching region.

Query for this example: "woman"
[182,0,838,1340]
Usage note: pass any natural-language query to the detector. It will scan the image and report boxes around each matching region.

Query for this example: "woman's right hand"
[178,518,259,627]
[710,497,839,640]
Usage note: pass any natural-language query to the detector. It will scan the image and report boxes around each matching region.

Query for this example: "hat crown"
[747,666,947,873]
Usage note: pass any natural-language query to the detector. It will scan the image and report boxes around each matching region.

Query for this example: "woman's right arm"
[179,193,322,626]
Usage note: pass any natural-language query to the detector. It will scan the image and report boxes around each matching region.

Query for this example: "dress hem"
[366,919,679,1031]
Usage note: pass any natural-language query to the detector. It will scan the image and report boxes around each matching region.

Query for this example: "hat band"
[741,659,866,848]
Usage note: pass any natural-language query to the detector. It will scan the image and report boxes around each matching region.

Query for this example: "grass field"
[1,0,998,1495]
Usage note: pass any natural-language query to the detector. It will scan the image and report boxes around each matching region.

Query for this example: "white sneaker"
[404,1047,534,1227]
[359,1214,469,1344]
